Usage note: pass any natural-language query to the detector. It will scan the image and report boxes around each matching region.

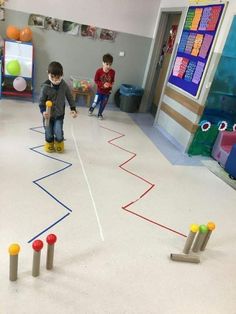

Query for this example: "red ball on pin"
[32,240,44,252]
[46,234,57,245]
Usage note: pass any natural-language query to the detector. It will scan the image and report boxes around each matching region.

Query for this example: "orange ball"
[20,27,33,42]
[6,25,20,40]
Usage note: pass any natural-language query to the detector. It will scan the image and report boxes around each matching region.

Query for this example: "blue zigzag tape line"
[28,213,71,244]
[28,126,73,243]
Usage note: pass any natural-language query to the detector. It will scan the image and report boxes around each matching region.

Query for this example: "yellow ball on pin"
[46,100,53,107]
[190,224,199,233]
[8,243,20,256]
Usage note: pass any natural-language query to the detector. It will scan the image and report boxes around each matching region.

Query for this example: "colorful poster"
[168,4,225,97]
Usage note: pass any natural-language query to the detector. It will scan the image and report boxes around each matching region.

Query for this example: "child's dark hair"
[48,61,63,76]
[103,53,113,64]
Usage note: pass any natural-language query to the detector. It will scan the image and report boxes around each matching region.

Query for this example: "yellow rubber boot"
[44,141,55,153]
[55,141,64,153]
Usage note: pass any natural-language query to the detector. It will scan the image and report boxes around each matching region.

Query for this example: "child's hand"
[71,110,77,118]
[43,111,49,119]
[104,82,112,88]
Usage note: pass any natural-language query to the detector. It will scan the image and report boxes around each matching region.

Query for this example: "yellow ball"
[190,224,199,233]
[8,243,20,255]
[46,100,53,107]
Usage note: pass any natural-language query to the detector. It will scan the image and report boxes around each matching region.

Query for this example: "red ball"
[32,239,44,252]
[46,234,57,245]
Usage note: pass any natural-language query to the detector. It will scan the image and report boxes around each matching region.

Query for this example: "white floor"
[0,99,236,314]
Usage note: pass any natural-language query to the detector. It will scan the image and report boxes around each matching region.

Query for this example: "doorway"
[150,14,181,117]
[140,8,186,115]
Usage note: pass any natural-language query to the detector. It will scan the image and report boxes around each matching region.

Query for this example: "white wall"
[0,9,151,96]
[5,0,161,38]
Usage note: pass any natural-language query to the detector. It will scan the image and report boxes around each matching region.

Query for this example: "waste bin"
[119,84,144,113]
[114,89,121,107]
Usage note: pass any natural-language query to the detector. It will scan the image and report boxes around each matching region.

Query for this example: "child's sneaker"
[98,114,103,120]
[55,141,64,153]
[88,107,94,116]
[44,141,55,153]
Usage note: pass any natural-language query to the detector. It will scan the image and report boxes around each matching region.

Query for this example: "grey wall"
[0,9,152,102]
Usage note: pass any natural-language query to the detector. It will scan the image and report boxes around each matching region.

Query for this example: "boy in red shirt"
[89,53,115,120]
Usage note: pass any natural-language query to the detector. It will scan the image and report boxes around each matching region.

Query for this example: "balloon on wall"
[6,25,20,40]
[6,60,21,76]
[13,77,27,92]
[20,27,33,42]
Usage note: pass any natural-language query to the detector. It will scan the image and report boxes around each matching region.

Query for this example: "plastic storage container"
[119,84,144,113]
[70,76,94,92]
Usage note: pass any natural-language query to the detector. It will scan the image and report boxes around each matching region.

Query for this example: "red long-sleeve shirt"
[94,67,115,95]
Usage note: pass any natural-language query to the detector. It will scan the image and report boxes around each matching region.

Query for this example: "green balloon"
[6,60,21,76]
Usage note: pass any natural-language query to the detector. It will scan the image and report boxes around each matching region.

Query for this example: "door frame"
[139,7,187,116]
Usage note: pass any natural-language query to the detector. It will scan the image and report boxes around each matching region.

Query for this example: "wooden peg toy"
[8,243,20,281]
[32,239,44,277]
[45,100,53,127]
[46,234,57,270]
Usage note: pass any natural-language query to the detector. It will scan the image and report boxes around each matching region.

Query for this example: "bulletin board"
[168,3,225,98]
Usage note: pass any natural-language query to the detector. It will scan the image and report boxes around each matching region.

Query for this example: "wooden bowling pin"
[170,253,200,264]
[46,234,57,270]
[192,225,208,253]
[183,224,199,254]
[200,222,216,251]
[8,243,20,281]
[32,240,44,277]
[45,100,53,127]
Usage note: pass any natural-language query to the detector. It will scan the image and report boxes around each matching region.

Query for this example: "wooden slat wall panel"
[165,86,204,115]
[161,102,199,133]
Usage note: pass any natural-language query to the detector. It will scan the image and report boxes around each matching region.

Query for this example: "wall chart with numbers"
[168,3,225,97]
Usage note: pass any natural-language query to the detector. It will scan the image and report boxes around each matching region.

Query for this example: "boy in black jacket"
[39,61,77,153]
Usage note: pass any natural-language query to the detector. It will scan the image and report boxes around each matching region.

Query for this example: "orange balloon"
[20,27,33,42]
[6,25,20,40]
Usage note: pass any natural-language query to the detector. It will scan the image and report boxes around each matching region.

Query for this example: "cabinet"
[2,40,34,101]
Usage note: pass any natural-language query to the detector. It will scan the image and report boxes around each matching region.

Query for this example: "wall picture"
[62,21,80,35]
[100,29,116,41]
[45,17,62,32]
[81,25,96,38]
[28,14,45,28]
[0,7,5,21]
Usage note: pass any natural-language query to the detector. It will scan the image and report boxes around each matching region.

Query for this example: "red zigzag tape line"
[101,126,186,238]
